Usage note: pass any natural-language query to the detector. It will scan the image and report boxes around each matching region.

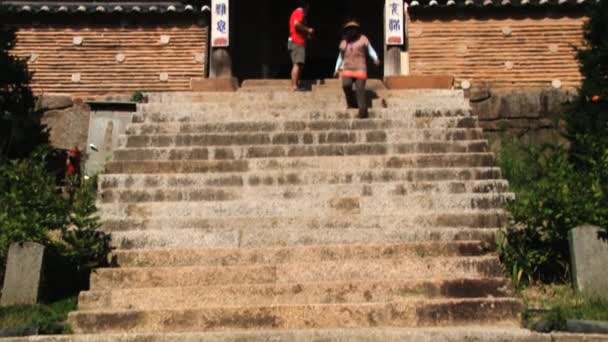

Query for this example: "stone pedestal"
[1,242,45,306]
[209,48,233,78]
[569,225,608,299]
[384,46,402,77]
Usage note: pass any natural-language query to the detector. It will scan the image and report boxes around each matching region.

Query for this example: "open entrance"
[233,0,385,81]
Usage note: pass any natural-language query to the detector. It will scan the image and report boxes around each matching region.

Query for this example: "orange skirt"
[340,70,367,80]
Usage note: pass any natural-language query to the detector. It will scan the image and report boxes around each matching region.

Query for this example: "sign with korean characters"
[211,0,229,47]
[385,0,404,45]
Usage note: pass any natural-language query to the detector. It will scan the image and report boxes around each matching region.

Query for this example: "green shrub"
[0,150,110,294]
[498,0,608,287]
[0,150,68,282]
[564,0,608,167]
[130,91,146,103]
[498,140,608,286]
[0,28,48,161]
[57,175,111,290]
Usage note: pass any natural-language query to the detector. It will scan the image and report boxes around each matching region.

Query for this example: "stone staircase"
[67,84,523,338]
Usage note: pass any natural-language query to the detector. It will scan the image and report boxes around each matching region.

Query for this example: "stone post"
[384,46,402,76]
[1,242,45,307]
[209,48,233,78]
[569,225,608,299]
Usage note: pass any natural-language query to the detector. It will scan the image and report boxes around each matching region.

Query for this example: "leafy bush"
[498,140,608,286]
[564,0,608,167]
[0,150,110,294]
[498,0,608,287]
[0,150,68,282]
[0,28,48,161]
[56,175,111,290]
[130,91,147,103]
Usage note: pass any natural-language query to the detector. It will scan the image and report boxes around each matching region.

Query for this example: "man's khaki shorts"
[288,41,306,65]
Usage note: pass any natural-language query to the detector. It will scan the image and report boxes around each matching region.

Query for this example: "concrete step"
[0,327,577,342]
[67,298,522,333]
[111,141,489,162]
[145,89,466,104]
[101,209,506,232]
[104,153,497,174]
[97,180,511,204]
[99,168,504,190]
[78,278,513,311]
[126,117,479,135]
[110,241,494,268]
[98,193,512,219]
[137,98,469,112]
[21,328,594,342]
[137,108,472,123]
[89,256,503,290]
[239,78,387,90]
[120,129,485,149]
[107,226,502,250]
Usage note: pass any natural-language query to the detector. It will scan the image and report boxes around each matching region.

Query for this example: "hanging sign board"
[211,0,229,47]
[385,0,404,45]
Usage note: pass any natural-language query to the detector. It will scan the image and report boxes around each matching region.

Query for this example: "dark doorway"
[233,0,385,81]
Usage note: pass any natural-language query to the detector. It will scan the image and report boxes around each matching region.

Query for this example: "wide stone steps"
[145,89,466,104]
[88,256,502,290]
[98,194,512,221]
[110,241,494,268]
[104,153,498,174]
[137,108,472,123]
[52,88,523,337]
[126,117,479,135]
[77,278,513,311]
[120,129,485,149]
[99,168,505,190]
[112,141,489,162]
[66,298,522,334]
[108,226,501,250]
[101,210,506,231]
[137,99,470,113]
[0,327,572,341]
[98,180,511,204]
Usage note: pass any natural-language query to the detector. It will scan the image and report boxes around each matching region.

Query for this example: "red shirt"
[289,7,306,46]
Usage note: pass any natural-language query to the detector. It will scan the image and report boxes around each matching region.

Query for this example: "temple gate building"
[0,0,589,94]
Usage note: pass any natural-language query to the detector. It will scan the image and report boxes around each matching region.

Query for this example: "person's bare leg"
[291,64,300,90]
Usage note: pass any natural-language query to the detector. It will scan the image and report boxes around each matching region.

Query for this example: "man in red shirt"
[288,0,314,91]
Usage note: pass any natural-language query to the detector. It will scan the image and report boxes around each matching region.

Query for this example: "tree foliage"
[0,27,48,161]
[499,1,608,286]
[0,151,111,294]
[565,0,608,166]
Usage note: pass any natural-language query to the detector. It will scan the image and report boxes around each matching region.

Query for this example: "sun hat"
[344,21,360,29]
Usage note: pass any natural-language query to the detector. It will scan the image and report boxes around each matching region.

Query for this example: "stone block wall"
[408,12,586,89]
[38,95,91,150]
[468,85,576,152]
[9,21,207,95]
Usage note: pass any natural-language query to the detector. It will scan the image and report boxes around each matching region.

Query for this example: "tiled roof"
[0,1,210,14]
[406,0,595,8]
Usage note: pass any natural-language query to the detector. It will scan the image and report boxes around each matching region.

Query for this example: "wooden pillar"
[209,0,233,78]
[383,0,404,77]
